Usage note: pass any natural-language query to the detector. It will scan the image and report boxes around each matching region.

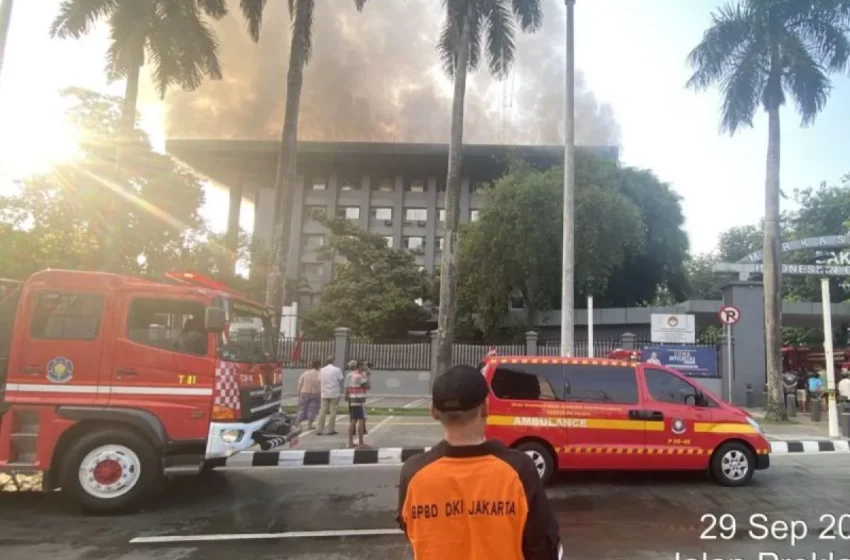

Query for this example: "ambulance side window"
[563,365,639,404]
[30,291,104,340]
[491,364,563,401]
[644,368,698,405]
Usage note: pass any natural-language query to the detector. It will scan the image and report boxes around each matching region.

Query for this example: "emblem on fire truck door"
[671,418,686,435]
[46,356,74,383]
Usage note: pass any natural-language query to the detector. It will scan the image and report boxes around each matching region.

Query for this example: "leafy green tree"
[235,0,370,327]
[51,0,227,134]
[0,88,209,278]
[458,160,646,339]
[435,0,543,375]
[686,0,850,421]
[302,214,430,339]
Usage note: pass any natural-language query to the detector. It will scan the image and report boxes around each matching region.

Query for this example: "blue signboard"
[640,345,718,378]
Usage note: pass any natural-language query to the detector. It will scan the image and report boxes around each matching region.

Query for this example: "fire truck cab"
[0,270,294,512]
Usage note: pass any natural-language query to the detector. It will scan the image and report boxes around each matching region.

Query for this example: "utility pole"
[560,0,576,357]
[0,0,13,83]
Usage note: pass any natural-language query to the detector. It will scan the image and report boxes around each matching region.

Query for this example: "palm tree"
[50,0,228,135]
[237,0,368,330]
[686,0,850,421]
[0,0,14,83]
[433,0,543,377]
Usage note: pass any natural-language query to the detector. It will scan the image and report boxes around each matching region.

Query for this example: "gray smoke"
[165,0,620,146]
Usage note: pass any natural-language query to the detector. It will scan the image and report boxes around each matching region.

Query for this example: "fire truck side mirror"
[204,307,226,333]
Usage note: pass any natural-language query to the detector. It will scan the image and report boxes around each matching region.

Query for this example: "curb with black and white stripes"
[221,440,850,468]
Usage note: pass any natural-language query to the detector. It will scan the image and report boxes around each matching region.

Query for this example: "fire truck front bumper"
[205,415,275,460]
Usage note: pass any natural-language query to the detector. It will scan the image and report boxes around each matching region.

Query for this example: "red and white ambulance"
[0,270,297,512]
[482,356,771,486]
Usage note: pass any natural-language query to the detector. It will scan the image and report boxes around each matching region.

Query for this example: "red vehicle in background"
[0,270,297,512]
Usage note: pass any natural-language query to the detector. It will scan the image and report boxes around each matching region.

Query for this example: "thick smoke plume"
[165,0,620,146]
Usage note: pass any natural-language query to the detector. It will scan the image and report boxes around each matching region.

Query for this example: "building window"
[438,181,447,192]
[436,237,444,251]
[404,208,428,223]
[491,364,563,401]
[406,179,426,193]
[563,365,639,404]
[303,234,325,249]
[30,291,104,340]
[126,298,208,356]
[470,209,480,222]
[383,236,394,248]
[374,179,394,192]
[302,263,324,277]
[337,206,360,220]
[310,178,327,191]
[371,207,393,221]
[404,236,425,251]
[305,205,326,219]
[438,209,446,223]
[340,178,360,191]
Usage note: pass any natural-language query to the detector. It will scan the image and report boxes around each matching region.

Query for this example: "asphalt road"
[2,454,850,560]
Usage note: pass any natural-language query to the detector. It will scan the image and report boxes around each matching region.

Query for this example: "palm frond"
[686,2,754,91]
[467,6,482,72]
[239,0,267,42]
[103,0,150,82]
[484,0,516,78]
[780,33,830,126]
[794,2,850,73]
[290,0,315,65]
[50,0,118,39]
[353,0,368,11]
[511,0,542,32]
[196,0,227,20]
[438,0,465,77]
[718,40,764,134]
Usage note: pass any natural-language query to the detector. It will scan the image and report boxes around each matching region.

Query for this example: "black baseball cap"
[432,365,490,412]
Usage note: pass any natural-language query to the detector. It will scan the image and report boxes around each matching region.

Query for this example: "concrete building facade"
[166,140,617,308]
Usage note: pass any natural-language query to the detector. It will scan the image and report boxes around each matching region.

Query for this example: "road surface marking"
[403,397,428,408]
[365,415,396,440]
[130,528,405,544]
[366,397,384,406]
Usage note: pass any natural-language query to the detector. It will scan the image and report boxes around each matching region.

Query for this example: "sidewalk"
[745,407,846,440]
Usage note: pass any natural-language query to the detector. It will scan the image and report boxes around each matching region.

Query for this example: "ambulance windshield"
[218,299,276,364]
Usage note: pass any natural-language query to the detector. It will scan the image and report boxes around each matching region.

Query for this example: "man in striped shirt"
[344,360,370,448]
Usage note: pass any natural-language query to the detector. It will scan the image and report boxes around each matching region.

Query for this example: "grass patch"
[281,405,431,417]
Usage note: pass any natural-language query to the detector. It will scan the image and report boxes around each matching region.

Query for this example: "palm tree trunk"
[762,103,784,421]
[434,10,471,379]
[0,0,13,84]
[265,0,308,329]
[120,45,142,136]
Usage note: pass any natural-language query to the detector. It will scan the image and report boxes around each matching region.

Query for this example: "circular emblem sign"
[671,418,686,435]
[46,356,74,384]
[666,316,679,327]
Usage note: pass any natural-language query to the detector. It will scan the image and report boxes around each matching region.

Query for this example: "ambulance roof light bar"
[164,272,246,297]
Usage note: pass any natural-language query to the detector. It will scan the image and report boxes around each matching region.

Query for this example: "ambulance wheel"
[710,441,755,487]
[516,442,554,484]
[61,428,162,514]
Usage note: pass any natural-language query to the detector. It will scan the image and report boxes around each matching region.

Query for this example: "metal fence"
[348,339,431,370]
[278,337,335,368]
[452,343,525,366]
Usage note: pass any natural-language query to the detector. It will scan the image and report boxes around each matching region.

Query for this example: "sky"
[0,0,848,256]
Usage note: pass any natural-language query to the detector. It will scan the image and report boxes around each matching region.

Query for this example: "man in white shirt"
[838,369,850,403]
[316,356,344,435]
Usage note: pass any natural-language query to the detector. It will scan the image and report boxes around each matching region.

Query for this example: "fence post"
[525,331,538,356]
[621,332,636,350]
[334,327,350,367]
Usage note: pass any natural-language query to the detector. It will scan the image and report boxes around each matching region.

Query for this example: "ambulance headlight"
[746,417,763,434]
[220,429,244,443]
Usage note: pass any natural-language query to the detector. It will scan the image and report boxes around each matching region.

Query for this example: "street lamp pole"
[820,275,839,437]
[560,0,576,357]
[0,0,14,82]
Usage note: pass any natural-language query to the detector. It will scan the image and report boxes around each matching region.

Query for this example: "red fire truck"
[0,270,297,512]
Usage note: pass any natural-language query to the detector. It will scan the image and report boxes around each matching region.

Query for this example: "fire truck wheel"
[61,428,162,514]
[710,441,755,487]
[515,442,554,484]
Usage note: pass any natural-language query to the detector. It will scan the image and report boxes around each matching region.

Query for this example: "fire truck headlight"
[220,429,244,443]
[746,417,764,434]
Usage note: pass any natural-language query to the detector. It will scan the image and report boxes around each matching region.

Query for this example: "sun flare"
[0,103,83,182]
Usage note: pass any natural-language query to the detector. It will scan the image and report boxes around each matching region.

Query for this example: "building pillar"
[525,331,539,356]
[425,176,438,272]
[620,332,636,350]
[718,332,735,403]
[224,178,243,276]
[722,281,766,407]
[393,175,404,247]
[460,177,471,223]
[360,174,371,230]
[334,327,350,367]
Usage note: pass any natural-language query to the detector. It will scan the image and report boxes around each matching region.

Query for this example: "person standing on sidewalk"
[294,360,322,430]
[838,369,850,403]
[344,360,370,448]
[316,356,343,436]
[397,364,562,559]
